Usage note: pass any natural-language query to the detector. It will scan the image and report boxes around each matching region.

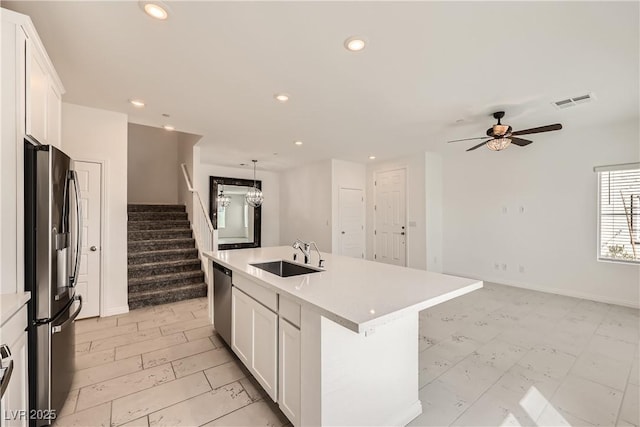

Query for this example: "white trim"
[593,162,640,173]
[373,167,408,267]
[101,305,129,317]
[447,273,640,309]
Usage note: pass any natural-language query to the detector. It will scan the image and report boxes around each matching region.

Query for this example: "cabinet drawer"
[233,274,277,312]
[2,305,27,346]
[279,296,300,329]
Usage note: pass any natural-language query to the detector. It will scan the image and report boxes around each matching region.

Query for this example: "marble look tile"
[209,333,225,348]
[549,375,624,426]
[202,401,287,427]
[536,404,594,427]
[111,372,211,426]
[148,382,252,427]
[75,364,175,411]
[451,386,537,427]
[466,339,527,372]
[408,380,471,427]
[75,348,115,370]
[75,317,118,334]
[76,323,138,344]
[517,345,576,380]
[453,318,503,344]
[437,358,504,403]
[184,325,216,342]
[192,308,209,319]
[159,317,211,335]
[427,334,482,365]
[142,337,214,368]
[570,351,631,391]
[172,347,234,378]
[204,360,247,389]
[629,357,639,386]
[90,328,162,351]
[72,356,142,390]
[618,384,639,426]
[596,317,640,344]
[493,364,561,406]
[53,402,111,427]
[169,298,208,313]
[117,306,176,326]
[587,335,637,363]
[116,417,150,427]
[58,388,79,417]
[115,333,187,360]
[418,345,455,388]
[541,328,591,357]
[137,310,195,331]
[497,326,547,350]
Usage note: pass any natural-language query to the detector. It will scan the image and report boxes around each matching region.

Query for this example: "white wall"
[280,160,333,251]
[425,152,443,273]
[366,154,427,270]
[194,156,280,248]
[128,123,178,204]
[331,159,367,255]
[442,121,640,307]
[62,103,129,315]
[177,132,200,222]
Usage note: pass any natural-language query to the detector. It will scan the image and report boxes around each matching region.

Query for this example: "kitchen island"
[204,246,482,426]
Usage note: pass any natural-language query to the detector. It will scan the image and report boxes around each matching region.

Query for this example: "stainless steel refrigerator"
[24,142,83,426]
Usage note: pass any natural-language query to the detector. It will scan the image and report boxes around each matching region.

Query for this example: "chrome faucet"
[292,239,325,268]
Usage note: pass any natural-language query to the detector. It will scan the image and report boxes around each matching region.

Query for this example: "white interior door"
[374,169,406,266]
[339,188,365,259]
[73,161,101,319]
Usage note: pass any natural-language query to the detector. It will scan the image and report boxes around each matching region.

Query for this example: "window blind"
[598,166,640,263]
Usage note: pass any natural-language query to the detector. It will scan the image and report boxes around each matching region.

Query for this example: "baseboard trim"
[444,272,639,309]
[102,305,129,317]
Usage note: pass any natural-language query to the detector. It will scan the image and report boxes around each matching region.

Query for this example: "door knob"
[90,246,97,252]
[400,232,405,236]
[341,231,345,234]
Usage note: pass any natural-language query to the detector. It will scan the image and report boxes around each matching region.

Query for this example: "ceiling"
[4,1,639,170]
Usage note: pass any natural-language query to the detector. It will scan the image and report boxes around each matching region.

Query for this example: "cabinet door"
[251,301,278,402]
[231,287,252,366]
[26,40,48,144]
[1,331,29,427]
[46,82,61,148]
[279,318,301,426]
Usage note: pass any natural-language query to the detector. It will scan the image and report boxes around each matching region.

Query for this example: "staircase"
[127,204,207,309]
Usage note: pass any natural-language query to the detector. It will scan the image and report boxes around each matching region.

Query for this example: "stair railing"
[180,163,214,281]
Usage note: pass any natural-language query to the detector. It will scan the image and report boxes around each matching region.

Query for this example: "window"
[597,163,640,263]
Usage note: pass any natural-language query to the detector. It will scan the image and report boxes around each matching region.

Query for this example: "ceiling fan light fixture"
[487,138,511,151]
[493,124,510,136]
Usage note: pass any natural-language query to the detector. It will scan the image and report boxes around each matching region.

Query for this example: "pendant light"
[486,137,512,151]
[245,160,264,208]
[216,184,231,208]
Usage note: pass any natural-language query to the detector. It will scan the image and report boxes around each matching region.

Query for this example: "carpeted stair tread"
[128,238,196,251]
[128,269,204,285]
[128,248,198,265]
[128,211,188,221]
[128,204,186,212]
[128,229,192,241]
[128,283,207,309]
[128,220,191,231]
[128,259,202,278]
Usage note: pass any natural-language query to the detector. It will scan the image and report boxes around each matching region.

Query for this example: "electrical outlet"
[519,265,525,273]
[501,263,507,271]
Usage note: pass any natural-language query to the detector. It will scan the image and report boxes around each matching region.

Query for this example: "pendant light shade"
[246,160,263,208]
[216,184,231,208]
[486,137,511,151]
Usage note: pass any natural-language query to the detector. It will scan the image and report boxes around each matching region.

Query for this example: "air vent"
[553,92,596,110]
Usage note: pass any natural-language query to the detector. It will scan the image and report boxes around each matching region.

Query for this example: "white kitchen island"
[204,246,482,427]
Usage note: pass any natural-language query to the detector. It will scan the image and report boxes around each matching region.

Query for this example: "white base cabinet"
[231,287,278,401]
[278,318,301,426]
[1,305,29,427]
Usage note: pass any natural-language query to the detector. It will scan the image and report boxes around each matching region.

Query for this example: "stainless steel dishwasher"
[213,262,232,346]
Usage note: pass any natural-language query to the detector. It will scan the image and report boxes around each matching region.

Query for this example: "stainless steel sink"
[250,260,322,277]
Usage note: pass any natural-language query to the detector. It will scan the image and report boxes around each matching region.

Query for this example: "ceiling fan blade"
[510,137,533,147]
[466,140,490,151]
[447,136,489,143]
[512,123,562,136]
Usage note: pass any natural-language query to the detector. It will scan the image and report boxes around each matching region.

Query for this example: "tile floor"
[55,283,639,427]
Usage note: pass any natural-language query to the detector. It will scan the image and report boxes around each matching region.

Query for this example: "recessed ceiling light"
[129,99,145,108]
[163,125,175,131]
[368,155,376,160]
[294,141,303,146]
[140,1,169,20]
[274,94,290,102]
[344,37,366,52]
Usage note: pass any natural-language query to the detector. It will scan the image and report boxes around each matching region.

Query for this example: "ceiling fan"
[447,111,562,152]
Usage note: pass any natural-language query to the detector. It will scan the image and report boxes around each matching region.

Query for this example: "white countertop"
[204,247,482,333]
[1,292,31,326]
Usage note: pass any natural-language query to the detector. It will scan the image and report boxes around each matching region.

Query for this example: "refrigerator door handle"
[52,295,82,334]
[69,170,82,287]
